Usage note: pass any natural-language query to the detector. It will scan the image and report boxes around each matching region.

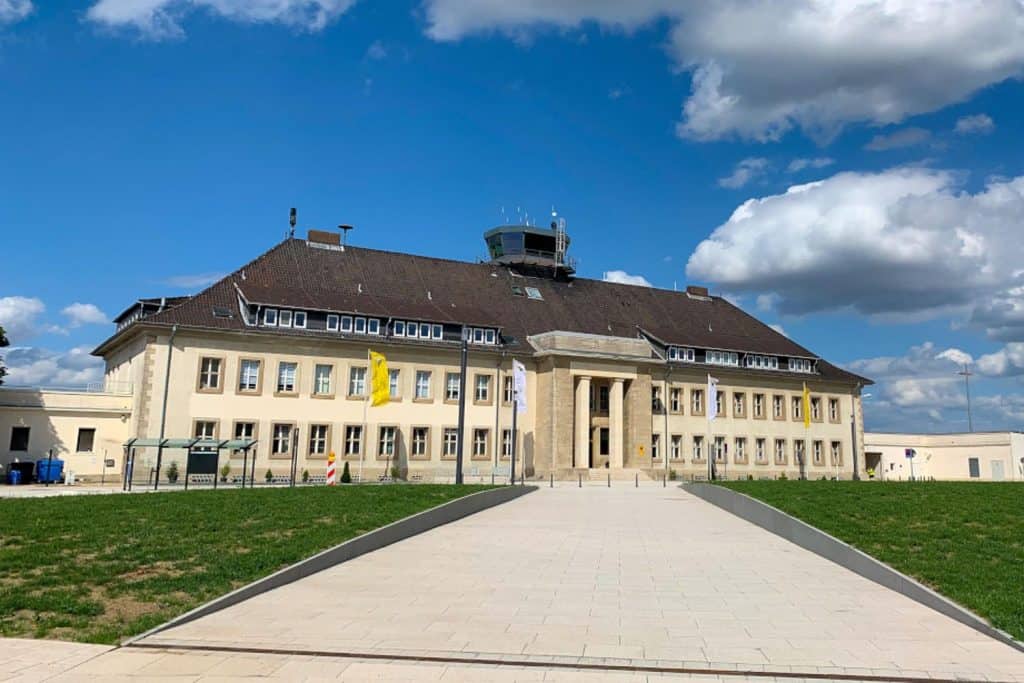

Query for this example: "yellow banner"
[802,382,811,429]
[370,351,389,407]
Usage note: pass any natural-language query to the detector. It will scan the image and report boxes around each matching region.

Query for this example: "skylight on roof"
[525,287,543,301]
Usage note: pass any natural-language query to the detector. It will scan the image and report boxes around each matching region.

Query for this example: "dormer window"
[394,321,405,336]
[407,322,418,338]
[293,311,307,329]
[485,329,496,344]
[367,318,380,335]
[432,324,443,339]
[788,358,813,373]
[473,328,484,343]
[264,308,278,326]
[341,315,353,332]
[419,323,430,338]
[279,310,293,328]
[354,317,367,334]
[707,350,739,366]
[326,314,339,331]
[744,354,778,370]
[669,347,695,363]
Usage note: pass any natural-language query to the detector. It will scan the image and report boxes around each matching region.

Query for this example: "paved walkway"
[17,485,1024,681]
[0,637,111,681]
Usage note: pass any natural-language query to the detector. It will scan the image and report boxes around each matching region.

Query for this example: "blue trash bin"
[6,469,21,485]
[36,458,64,484]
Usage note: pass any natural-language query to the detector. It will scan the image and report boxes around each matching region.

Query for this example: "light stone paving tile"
[137,487,1024,681]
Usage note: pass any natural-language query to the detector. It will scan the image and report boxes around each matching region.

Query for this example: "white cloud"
[717,157,768,189]
[0,0,32,24]
[61,303,108,328]
[0,296,46,342]
[768,323,786,337]
[164,272,225,289]
[603,270,652,287]
[955,113,995,135]
[423,1,1024,143]
[935,348,973,367]
[685,169,1024,324]
[87,0,357,39]
[3,346,104,387]
[977,342,1024,377]
[787,157,834,173]
[365,39,387,60]
[864,127,931,151]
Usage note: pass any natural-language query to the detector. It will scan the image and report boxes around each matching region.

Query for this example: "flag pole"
[359,347,368,484]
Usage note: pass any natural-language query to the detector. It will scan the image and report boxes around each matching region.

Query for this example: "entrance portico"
[572,372,629,470]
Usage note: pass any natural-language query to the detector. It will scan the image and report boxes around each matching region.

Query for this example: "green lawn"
[718,481,1024,641]
[0,485,492,644]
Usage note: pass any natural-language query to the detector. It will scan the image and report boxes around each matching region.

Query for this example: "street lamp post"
[958,364,974,432]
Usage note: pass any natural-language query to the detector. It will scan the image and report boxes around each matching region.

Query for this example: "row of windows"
[666,346,814,374]
[260,308,499,346]
[199,356,517,404]
[7,426,96,453]
[649,433,844,467]
[195,419,518,460]
[650,386,843,423]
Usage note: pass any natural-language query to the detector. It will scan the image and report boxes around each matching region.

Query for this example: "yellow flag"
[369,351,389,407]
[802,382,811,429]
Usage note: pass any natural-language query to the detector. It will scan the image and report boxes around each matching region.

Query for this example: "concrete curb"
[125,485,537,645]
[685,483,1024,654]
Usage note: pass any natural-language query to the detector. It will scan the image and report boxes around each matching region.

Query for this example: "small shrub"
[264,468,274,483]
[746,474,754,480]
[301,469,310,483]
[777,472,788,481]
[220,463,231,482]
[165,461,179,483]
[668,469,677,481]
[340,461,352,484]
[390,465,401,481]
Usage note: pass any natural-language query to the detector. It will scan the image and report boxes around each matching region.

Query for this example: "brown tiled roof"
[93,238,870,385]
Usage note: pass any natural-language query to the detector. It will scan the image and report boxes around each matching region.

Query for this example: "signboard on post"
[905,448,916,459]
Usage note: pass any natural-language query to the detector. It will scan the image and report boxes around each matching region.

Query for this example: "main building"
[2,220,872,483]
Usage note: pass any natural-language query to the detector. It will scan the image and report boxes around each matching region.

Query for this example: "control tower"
[484,212,575,278]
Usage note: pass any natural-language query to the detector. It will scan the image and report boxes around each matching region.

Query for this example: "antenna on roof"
[339,224,354,246]
[289,208,297,238]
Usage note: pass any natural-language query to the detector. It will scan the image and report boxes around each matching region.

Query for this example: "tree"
[0,324,8,386]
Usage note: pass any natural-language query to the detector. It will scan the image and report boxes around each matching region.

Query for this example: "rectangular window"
[344,425,362,456]
[773,395,785,419]
[279,310,293,328]
[599,427,609,456]
[692,435,704,462]
[753,393,765,418]
[525,287,543,300]
[791,396,803,421]
[340,315,353,332]
[485,329,496,344]
[734,437,746,463]
[432,324,443,339]
[813,440,823,465]
[348,367,366,396]
[669,387,682,413]
[443,428,459,457]
[733,392,745,417]
[75,428,96,453]
[378,426,396,458]
[192,420,217,452]
[714,436,726,462]
[263,308,278,326]
[598,385,609,413]
[367,318,380,335]
[829,398,840,422]
[393,320,406,336]
[775,439,787,465]
[830,441,842,466]
[326,314,339,331]
[309,424,329,455]
[502,429,514,459]
[198,357,221,390]
[419,323,430,338]
[715,391,725,417]
[388,368,401,398]
[411,427,429,458]
[272,423,292,455]
[756,438,767,463]
[652,386,663,413]
[293,311,307,328]
[313,364,332,395]
[407,322,418,338]
[473,328,484,343]
[474,374,491,403]
[968,457,980,478]
[670,434,681,460]
[691,389,704,415]
[503,375,514,404]
[811,397,821,421]
[415,370,431,399]
[651,433,661,460]
[233,421,255,454]
[354,317,367,334]
[794,440,806,466]
[277,362,298,393]
[239,359,261,392]
[472,428,489,458]
[445,372,461,401]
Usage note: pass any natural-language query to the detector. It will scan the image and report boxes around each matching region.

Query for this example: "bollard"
[663,473,666,487]
[550,472,553,488]
[578,472,582,488]
[635,472,638,488]
[607,472,610,488]
[491,472,494,485]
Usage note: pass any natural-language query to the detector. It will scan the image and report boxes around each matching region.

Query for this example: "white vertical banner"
[513,359,528,414]
[707,374,718,422]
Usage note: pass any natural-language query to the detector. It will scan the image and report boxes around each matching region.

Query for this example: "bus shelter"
[122,437,257,491]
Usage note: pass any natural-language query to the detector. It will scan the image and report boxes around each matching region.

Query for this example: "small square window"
[432,324,443,339]
[394,321,406,336]
[75,428,96,453]
[293,311,307,328]
[419,323,430,338]
[407,322,418,338]
[525,287,543,300]
[354,317,367,333]
[368,318,380,335]
[263,309,278,326]
[279,310,293,328]
[326,314,339,331]
[341,315,353,332]
[473,328,484,343]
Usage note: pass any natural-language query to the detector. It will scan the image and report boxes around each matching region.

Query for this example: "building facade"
[864,431,1024,481]
[2,223,871,483]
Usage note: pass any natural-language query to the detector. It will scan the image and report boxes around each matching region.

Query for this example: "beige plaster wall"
[864,432,1023,481]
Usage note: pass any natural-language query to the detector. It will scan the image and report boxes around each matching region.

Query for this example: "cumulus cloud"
[0,0,32,24]
[787,157,833,173]
[685,169,1024,325]
[422,1,1024,143]
[86,0,357,39]
[864,127,931,151]
[603,270,652,287]
[164,272,225,289]
[61,303,108,328]
[3,346,104,387]
[977,343,1024,377]
[718,157,769,189]
[955,113,994,135]
[0,296,47,342]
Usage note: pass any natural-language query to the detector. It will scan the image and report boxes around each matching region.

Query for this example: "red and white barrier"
[326,452,336,486]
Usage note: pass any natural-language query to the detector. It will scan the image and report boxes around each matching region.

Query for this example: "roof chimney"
[307,229,341,246]
[686,285,710,299]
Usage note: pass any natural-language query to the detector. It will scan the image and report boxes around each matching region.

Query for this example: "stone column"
[610,378,625,469]
[574,376,591,469]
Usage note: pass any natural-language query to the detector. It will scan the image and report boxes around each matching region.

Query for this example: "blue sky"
[2,0,1024,432]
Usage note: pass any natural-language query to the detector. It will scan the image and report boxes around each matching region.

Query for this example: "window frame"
[691,435,705,463]
[9,426,30,452]
[312,363,334,398]
[271,422,294,458]
[442,427,459,460]
[75,427,96,453]
[348,366,367,398]
[231,420,258,456]
[237,358,263,395]
[196,356,224,394]
[326,314,340,332]
[279,310,293,328]
[690,388,705,416]
[473,373,492,405]
[293,311,307,329]
[414,370,432,401]
[432,324,443,340]
[263,308,278,326]
[307,423,331,458]
[410,426,431,460]
[377,425,398,460]
[343,424,363,458]
[393,320,406,336]
[444,372,461,403]
[340,315,353,333]
[367,318,380,335]
[275,361,299,396]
